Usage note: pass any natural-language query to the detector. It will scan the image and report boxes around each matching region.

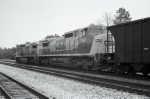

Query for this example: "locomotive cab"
[15,42,30,63]
[91,33,115,71]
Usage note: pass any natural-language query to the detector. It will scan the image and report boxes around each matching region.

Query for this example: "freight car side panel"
[116,26,124,62]
[124,24,132,62]
[142,19,150,63]
[108,17,150,64]
[133,22,141,63]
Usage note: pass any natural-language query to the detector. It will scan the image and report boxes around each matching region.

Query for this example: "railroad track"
[0,72,48,99]
[0,60,150,97]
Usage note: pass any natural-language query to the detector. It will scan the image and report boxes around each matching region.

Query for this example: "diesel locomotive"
[15,17,150,76]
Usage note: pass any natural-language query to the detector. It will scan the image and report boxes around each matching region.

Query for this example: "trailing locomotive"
[16,17,150,76]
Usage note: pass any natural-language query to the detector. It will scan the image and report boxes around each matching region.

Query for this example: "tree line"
[0,47,16,60]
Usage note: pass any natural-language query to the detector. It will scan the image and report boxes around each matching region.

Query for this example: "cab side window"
[79,31,82,37]
[42,43,49,47]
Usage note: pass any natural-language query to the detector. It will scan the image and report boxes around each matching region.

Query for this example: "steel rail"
[0,72,49,99]
[0,85,11,99]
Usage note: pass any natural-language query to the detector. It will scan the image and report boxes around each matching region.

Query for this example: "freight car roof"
[107,17,150,29]
[106,17,150,64]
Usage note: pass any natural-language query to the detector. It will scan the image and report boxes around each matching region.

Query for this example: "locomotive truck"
[16,17,150,76]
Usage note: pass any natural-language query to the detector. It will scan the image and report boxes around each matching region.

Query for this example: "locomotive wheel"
[36,59,39,65]
[27,58,30,64]
[44,63,47,66]
[49,63,52,66]
[142,72,149,76]
[39,59,42,65]
[77,65,82,70]
[45,59,49,66]
[96,68,102,72]
[34,58,39,64]
[115,65,125,74]
[41,60,45,66]
[86,66,92,71]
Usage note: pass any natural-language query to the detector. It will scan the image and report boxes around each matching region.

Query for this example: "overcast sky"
[0,0,150,48]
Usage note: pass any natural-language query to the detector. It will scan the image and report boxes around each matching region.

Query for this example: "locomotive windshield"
[42,43,49,47]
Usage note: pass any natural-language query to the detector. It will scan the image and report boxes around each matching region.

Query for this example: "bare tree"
[97,12,113,26]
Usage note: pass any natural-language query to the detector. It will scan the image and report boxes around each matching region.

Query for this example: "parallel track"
[0,60,150,97]
[0,86,7,99]
[0,72,49,99]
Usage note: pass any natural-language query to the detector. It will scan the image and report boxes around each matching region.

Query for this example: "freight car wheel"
[127,67,136,76]
[142,72,149,76]
[114,65,125,74]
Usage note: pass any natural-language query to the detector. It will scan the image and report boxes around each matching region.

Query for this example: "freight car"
[106,17,150,75]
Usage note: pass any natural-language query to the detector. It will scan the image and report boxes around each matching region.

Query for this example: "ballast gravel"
[0,64,149,99]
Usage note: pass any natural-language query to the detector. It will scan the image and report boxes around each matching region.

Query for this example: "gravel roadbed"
[0,64,149,99]
[39,66,150,86]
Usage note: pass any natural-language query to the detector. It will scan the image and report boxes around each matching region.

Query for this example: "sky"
[0,0,150,48]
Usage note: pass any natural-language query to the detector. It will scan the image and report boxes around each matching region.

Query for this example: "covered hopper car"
[106,17,150,75]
